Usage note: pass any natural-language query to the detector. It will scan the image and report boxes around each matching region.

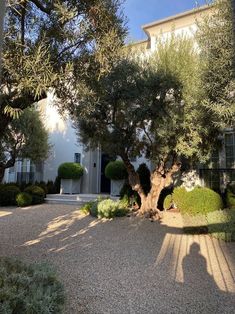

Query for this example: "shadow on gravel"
[0,205,234,313]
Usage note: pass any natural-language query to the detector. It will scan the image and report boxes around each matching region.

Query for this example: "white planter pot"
[60,179,81,194]
[111,179,124,196]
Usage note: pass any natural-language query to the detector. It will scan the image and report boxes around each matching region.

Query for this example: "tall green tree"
[0,0,5,77]
[197,0,235,128]
[1,0,126,136]
[0,107,50,182]
[70,36,217,214]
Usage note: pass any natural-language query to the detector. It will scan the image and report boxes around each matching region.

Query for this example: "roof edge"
[142,4,211,31]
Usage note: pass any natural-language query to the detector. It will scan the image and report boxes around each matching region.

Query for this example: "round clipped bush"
[163,194,172,210]
[58,162,84,180]
[97,199,128,218]
[0,185,21,206]
[172,186,223,215]
[16,192,32,207]
[172,186,188,210]
[24,185,45,204]
[0,258,64,313]
[105,160,127,180]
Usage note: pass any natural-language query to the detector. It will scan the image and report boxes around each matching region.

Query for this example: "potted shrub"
[58,162,84,194]
[105,160,127,196]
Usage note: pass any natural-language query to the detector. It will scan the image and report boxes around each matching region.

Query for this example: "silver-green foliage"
[197,0,235,128]
[0,258,64,313]
[97,199,128,218]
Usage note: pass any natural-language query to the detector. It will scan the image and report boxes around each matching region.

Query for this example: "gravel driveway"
[0,204,234,314]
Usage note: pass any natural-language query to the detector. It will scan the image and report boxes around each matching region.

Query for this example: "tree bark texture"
[121,153,181,215]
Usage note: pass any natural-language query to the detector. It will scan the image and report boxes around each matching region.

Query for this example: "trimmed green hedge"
[0,185,21,206]
[172,186,223,215]
[207,209,235,242]
[58,162,84,180]
[105,160,127,180]
[0,258,64,313]
[24,185,45,204]
[16,192,32,207]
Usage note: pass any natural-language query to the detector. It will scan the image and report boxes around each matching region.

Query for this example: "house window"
[225,133,235,168]
[74,153,81,163]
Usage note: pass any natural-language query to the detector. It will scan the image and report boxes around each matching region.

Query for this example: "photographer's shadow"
[180,243,234,313]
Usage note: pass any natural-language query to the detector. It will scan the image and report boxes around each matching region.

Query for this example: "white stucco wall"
[38,98,83,182]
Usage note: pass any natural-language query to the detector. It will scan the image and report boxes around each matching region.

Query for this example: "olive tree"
[68,35,219,215]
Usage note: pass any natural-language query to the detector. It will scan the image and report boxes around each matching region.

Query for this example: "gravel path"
[0,204,234,314]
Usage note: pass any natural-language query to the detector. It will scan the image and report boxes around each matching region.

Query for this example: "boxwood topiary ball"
[58,162,84,180]
[105,161,127,180]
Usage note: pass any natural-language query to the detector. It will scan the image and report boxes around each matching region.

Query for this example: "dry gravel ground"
[0,204,234,314]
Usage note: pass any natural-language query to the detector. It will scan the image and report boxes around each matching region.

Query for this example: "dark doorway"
[100,154,111,193]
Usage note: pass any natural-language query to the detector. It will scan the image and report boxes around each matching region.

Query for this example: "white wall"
[38,98,84,182]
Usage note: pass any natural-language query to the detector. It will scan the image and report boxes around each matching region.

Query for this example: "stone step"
[45,194,119,205]
[45,198,85,205]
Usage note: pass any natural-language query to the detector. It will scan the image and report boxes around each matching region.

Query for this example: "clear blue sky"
[123,0,207,41]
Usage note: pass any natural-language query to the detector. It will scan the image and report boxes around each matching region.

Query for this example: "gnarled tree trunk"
[139,162,181,215]
[121,153,181,216]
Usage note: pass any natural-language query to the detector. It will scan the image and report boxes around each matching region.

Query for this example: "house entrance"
[100,154,111,193]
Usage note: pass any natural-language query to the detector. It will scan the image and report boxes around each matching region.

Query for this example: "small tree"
[0,108,50,182]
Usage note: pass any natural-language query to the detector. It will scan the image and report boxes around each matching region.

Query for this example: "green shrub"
[90,201,98,217]
[54,176,61,193]
[97,199,128,218]
[120,183,132,200]
[0,185,21,206]
[35,181,48,194]
[19,182,31,191]
[24,185,45,204]
[80,201,95,215]
[58,162,84,180]
[172,186,223,215]
[105,160,127,180]
[46,180,56,194]
[206,209,235,242]
[172,186,188,210]
[163,194,172,210]
[226,190,235,208]
[137,163,151,195]
[0,258,64,313]
[120,183,141,207]
[16,192,32,207]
